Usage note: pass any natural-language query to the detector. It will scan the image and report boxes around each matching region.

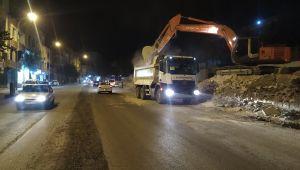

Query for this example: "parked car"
[15,84,55,110]
[93,81,100,87]
[38,81,49,85]
[23,79,39,85]
[49,80,60,86]
[98,82,112,94]
[109,79,118,87]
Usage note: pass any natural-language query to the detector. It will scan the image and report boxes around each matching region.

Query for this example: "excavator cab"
[235,37,291,64]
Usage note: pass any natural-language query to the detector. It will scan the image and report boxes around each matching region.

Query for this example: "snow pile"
[199,73,300,120]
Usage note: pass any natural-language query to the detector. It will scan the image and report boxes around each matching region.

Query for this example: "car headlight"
[193,89,201,96]
[165,88,175,97]
[15,95,25,102]
[36,95,46,102]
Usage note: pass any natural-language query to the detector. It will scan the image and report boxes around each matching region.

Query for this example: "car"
[23,79,39,85]
[15,84,55,110]
[38,81,49,85]
[109,79,118,87]
[93,81,100,87]
[49,80,60,86]
[98,82,112,94]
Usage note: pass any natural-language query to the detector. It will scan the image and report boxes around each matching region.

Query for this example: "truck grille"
[171,80,195,94]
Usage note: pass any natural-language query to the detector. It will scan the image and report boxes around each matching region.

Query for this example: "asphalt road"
[0,85,299,170]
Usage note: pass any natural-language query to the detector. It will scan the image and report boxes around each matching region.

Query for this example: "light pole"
[16,12,38,86]
[81,54,89,76]
[17,12,38,30]
[17,12,38,51]
[49,41,62,81]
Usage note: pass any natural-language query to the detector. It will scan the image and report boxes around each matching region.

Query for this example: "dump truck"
[134,14,238,103]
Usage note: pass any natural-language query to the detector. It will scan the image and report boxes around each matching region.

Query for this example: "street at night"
[1,0,300,169]
[0,85,299,169]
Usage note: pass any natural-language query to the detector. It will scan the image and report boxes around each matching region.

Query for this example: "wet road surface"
[0,85,299,169]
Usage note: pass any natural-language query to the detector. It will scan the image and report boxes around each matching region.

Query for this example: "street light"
[17,11,39,44]
[256,19,263,26]
[83,54,88,59]
[54,41,62,48]
[27,12,38,22]
[49,41,63,81]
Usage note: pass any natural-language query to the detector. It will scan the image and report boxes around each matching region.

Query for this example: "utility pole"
[48,47,51,81]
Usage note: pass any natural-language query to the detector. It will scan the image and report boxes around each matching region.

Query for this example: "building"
[19,26,49,82]
[50,47,81,83]
[0,0,49,93]
[0,0,19,91]
[1,0,80,89]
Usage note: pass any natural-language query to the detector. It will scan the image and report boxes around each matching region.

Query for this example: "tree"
[21,50,42,78]
[58,64,79,82]
[0,31,12,53]
[65,64,79,77]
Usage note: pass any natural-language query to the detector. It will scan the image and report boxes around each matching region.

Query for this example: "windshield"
[168,58,196,75]
[23,85,49,93]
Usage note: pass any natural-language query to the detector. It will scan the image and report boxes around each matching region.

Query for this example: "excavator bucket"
[142,46,155,64]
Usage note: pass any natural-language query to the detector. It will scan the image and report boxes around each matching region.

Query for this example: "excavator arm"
[145,14,237,64]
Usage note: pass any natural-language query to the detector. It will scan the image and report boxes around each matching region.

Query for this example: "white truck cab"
[134,55,200,104]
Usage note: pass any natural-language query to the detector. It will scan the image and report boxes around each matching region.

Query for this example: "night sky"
[30,0,300,74]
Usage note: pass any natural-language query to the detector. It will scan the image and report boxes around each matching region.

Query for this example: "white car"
[23,79,39,85]
[15,84,55,110]
[109,79,118,87]
[98,82,112,94]
[50,80,60,86]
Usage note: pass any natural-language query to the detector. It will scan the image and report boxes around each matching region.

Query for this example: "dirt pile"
[199,73,300,124]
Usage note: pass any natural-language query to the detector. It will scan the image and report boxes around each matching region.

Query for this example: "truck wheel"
[136,87,141,99]
[155,89,165,104]
[140,86,147,100]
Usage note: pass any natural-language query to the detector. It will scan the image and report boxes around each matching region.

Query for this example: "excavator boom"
[145,14,237,64]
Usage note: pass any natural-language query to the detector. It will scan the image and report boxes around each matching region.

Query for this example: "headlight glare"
[15,95,25,102]
[165,88,174,97]
[193,89,201,96]
[36,95,46,102]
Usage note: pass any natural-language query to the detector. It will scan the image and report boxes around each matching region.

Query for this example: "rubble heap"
[199,72,300,123]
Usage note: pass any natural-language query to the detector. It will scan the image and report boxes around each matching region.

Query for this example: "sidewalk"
[0,87,20,98]
[0,88,9,105]
[0,88,9,97]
